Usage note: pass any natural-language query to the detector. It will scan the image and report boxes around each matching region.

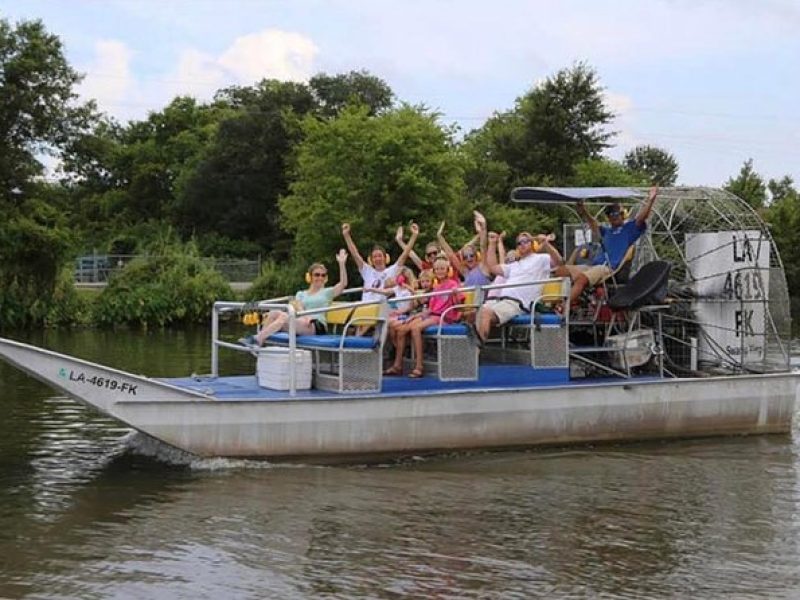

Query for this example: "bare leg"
[388,321,413,373]
[255,311,288,345]
[476,306,498,341]
[570,273,590,305]
[410,317,438,373]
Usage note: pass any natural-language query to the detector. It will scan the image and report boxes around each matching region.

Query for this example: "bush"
[93,239,232,327]
[244,260,303,301]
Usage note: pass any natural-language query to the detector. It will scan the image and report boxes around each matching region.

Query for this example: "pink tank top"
[428,278,462,323]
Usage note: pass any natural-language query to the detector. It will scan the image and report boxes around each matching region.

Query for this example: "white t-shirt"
[359,263,399,303]
[499,253,552,309]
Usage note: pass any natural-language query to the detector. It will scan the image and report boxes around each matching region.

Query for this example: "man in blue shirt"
[557,186,658,305]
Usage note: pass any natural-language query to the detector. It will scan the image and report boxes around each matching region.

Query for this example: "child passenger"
[384,257,463,378]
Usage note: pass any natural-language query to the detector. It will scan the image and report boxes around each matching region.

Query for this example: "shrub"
[93,240,232,327]
[244,260,303,301]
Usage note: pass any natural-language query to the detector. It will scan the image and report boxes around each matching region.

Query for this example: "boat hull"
[1,337,796,461]
[117,374,798,460]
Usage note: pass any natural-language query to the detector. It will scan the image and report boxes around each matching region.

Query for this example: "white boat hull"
[1,337,797,461]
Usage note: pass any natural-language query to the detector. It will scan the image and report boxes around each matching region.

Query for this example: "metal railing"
[74,253,261,283]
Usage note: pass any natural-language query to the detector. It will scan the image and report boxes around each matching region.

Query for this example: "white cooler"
[256,348,312,390]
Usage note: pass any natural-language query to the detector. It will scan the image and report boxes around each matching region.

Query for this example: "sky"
[1,0,798,187]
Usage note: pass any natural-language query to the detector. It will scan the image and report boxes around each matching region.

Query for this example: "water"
[2,329,800,599]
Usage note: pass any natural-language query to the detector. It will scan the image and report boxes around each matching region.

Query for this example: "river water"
[1,328,800,599]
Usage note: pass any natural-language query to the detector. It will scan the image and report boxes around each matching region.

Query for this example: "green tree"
[623,145,679,186]
[309,70,394,118]
[724,159,766,209]
[279,105,469,266]
[463,62,615,199]
[174,80,317,257]
[0,19,94,327]
[764,176,800,323]
[571,158,647,187]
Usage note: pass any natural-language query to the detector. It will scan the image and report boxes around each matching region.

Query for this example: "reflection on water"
[1,328,800,598]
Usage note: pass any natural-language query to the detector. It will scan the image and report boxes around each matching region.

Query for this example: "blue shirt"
[592,220,645,269]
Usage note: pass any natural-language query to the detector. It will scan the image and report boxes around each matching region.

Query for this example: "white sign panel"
[684,231,770,367]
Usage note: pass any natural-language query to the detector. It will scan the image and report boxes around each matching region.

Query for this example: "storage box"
[606,329,655,369]
[257,348,312,390]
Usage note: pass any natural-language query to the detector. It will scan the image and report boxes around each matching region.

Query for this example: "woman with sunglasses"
[240,249,348,347]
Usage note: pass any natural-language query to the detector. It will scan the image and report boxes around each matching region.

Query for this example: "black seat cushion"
[607,261,672,310]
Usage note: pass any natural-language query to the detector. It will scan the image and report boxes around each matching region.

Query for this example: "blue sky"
[2,0,798,187]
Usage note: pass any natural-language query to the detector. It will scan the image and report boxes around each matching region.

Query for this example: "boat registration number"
[59,368,138,395]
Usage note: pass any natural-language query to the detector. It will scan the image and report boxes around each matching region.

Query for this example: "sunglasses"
[311,272,327,278]
[516,238,532,246]
[462,253,476,260]
[606,211,621,217]
[426,251,438,257]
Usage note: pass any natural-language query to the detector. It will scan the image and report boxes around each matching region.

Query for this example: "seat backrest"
[326,302,381,326]
[607,261,671,310]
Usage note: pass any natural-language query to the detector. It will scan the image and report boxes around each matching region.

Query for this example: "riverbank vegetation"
[1,18,798,329]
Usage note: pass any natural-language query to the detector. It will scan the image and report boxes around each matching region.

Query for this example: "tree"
[174,80,316,256]
[309,70,394,118]
[463,62,616,199]
[279,105,469,267]
[0,19,95,327]
[623,145,679,186]
[571,158,648,187]
[724,159,766,209]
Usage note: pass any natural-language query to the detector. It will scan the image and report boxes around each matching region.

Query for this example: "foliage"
[243,260,305,302]
[463,62,615,199]
[309,70,394,118]
[571,158,647,187]
[0,18,96,328]
[724,159,766,209]
[623,145,679,186]
[173,81,316,256]
[764,176,800,324]
[93,237,232,328]
[0,18,94,198]
[279,104,469,267]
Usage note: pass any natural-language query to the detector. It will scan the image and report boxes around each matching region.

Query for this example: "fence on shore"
[74,253,260,285]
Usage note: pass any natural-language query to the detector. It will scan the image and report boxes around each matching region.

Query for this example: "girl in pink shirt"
[384,257,463,378]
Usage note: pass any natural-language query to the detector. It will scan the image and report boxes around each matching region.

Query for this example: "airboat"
[0,187,796,461]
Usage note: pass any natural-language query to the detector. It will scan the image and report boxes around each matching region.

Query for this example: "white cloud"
[603,91,638,158]
[78,39,135,115]
[79,29,318,122]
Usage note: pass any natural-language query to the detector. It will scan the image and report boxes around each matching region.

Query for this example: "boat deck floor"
[162,364,662,401]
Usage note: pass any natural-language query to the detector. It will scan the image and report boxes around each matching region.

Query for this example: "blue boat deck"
[162,364,658,401]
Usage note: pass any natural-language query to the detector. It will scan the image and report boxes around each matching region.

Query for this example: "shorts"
[564,264,613,287]
[312,319,327,335]
[482,298,524,325]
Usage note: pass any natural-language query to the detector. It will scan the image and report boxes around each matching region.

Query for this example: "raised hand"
[336,249,348,263]
[341,223,351,236]
[488,231,499,244]
[437,221,445,237]
[395,225,404,243]
[410,222,419,236]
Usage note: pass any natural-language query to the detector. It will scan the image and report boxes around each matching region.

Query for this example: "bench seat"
[267,332,377,349]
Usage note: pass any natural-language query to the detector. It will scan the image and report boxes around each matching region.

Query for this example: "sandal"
[383,365,403,376]
[408,368,424,378]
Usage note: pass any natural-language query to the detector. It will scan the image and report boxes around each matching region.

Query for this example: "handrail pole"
[288,304,297,397]
[211,303,220,377]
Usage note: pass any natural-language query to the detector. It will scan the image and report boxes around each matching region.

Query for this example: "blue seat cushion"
[422,324,469,336]
[508,313,563,326]
[267,332,377,349]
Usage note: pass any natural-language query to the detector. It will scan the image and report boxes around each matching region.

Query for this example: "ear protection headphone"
[462,248,481,262]
[432,265,455,285]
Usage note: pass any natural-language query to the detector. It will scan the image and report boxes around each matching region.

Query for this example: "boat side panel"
[113,374,799,458]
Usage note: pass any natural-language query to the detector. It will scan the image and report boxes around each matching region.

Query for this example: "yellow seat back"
[325,302,381,327]
[540,279,567,304]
